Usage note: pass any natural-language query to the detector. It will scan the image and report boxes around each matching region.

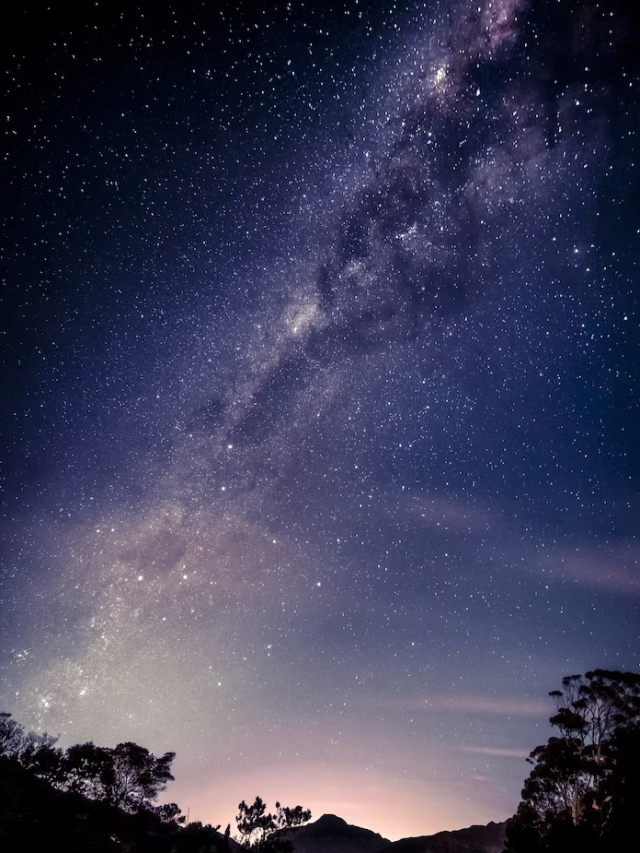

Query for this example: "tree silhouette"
[504,669,640,852]
[0,711,233,850]
[104,741,176,810]
[47,738,177,811]
[237,796,275,847]
[63,741,111,798]
[236,796,311,853]
[0,712,28,757]
[0,712,314,852]
[275,803,312,830]
[0,712,58,762]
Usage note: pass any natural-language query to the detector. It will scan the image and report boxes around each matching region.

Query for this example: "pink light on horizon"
[167,759,515,842]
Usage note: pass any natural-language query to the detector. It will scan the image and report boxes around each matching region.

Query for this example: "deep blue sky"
[1,0,639,839]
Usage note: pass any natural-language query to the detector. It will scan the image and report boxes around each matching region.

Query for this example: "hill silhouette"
[390,822,506,853]
[278,814,506,853]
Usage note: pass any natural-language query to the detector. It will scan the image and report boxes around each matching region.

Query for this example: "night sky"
[1,0,639,840]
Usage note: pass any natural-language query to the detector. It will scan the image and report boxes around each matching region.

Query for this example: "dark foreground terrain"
[279,814,505,853]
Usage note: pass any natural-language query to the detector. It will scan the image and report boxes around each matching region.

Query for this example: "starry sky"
[1,0,639,841]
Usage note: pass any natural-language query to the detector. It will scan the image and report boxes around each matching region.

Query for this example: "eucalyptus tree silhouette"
[505,669,640,852]
[236,796,311,853]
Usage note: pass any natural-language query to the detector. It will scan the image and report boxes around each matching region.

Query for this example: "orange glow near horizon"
[169,759,514,842]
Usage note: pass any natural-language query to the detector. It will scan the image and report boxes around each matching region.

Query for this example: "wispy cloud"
[464,745,530,759]
[421,693,549,717]
[540,542,640,596]
[364,692,549,717]
[391,493,503,536]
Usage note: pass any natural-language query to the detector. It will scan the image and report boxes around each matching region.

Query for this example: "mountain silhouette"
[390,821,506,853]
[278,813,389,853]
[279,814,505,853]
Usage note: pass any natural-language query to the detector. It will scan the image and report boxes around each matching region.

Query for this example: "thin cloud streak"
[464,745,531,759]
[361,693,550,717]
[541,543,640,597]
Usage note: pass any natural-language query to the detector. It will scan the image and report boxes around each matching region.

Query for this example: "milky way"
[1,0,639,839]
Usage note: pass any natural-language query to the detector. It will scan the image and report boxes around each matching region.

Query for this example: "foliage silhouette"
[236,796,311,853]
[0,711,58,762]
[0,711,229,852]
[504,669,640,852]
